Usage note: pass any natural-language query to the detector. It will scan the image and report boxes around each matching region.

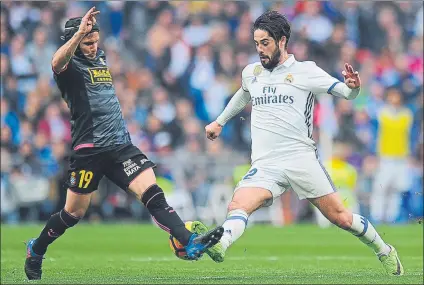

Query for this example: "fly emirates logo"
[251,86,294,107]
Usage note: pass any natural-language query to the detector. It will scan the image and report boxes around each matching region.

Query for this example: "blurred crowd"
[1,1,423,225]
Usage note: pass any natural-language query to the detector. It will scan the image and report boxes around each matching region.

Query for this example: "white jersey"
[241,55,345,164]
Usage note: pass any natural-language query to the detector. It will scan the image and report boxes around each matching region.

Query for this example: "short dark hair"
[252,11,291,49]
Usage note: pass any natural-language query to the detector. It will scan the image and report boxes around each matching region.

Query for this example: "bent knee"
[227,200,248,213]
[331,211,352,230]
[128,168,156,200]
[64,202,89,219]
[228,189,271,215]
[64,208,87,219]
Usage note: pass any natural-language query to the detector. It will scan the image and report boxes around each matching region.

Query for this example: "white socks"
[220,209,249,251]
[220,210,390,257]
[349,213,391,256]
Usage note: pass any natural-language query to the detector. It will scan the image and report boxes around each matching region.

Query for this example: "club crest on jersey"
[285,74,294,83]
[70,172,76,186]
[253,65,263,76]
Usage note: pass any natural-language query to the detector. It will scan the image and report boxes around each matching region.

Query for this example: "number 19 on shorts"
[79,170,93,188]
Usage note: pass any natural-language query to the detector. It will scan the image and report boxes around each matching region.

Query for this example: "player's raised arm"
[307,62,361,100]
[205,87,251,141]
[51,7,100,74]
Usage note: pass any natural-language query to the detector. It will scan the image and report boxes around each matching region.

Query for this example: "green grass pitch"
[1,223,423,284]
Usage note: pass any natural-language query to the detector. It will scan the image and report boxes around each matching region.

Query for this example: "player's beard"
[260,47,281,70]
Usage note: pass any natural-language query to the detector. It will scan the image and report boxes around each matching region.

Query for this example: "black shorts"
[65,143,156,194]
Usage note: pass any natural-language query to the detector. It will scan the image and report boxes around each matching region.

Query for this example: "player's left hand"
[342,63,361,89]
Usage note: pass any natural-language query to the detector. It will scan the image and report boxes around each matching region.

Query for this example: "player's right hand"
[79,7,100,35]
[205,121,223,141]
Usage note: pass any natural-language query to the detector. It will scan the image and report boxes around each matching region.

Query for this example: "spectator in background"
[189,44,216,122]
[163,23,191,92]
[290,40,309,62]
[1,125,15,152]
[322,22,346,71]
[174,136,209,218]
[167,98,194,148]
[105,1,124,38]
[209,22,231,56]
[357,155,378,218]
[203,74,230,121]
[415,5,423,36]
[26,26,56,77]
[407,141,423,221]
[1,97,20,146]
[37,102,71,144]
[354,109,375,154]
[144,114,173,153]
[334,99,362,150]
[366,81,386,120]
[392,53,422,106]
[1,147,19,224]
[0,52,10,86]
[371,88,413,223]
[14,141,42,176]
[22,90,42,124]
[0,20,11,56]
[2,76,26,115]
[407,37,423,83]
[234,23,256,58]
[151,87,176,124]
[215,46,237,79]
[9,34,37,94]
[292,1,333,43]
[143,9,172,78]
[183,15,211,47]
[333,41,358,81]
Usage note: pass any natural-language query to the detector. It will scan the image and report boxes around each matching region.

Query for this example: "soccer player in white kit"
[200,11,403,275]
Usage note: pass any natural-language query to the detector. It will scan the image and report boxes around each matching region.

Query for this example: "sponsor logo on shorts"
[122,159,141,177]
[140,158,149,165]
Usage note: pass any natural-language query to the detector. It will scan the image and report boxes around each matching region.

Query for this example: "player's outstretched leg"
[310,192,404,276]
[129,168,223,260]
[25,191,89,280]
[196,187,271,262]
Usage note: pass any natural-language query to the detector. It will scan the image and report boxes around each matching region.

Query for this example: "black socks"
[32,209,80,255]
[141,184,193,245]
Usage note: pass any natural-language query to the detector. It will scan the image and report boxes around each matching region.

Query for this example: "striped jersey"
[241,54,342,163]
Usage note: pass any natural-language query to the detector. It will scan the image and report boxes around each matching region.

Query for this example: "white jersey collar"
[273,54,296,71]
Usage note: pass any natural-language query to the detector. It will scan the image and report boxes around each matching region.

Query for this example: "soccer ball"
[169,221,193,260]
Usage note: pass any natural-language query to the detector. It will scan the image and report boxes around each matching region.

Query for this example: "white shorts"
[234,151,336,207]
